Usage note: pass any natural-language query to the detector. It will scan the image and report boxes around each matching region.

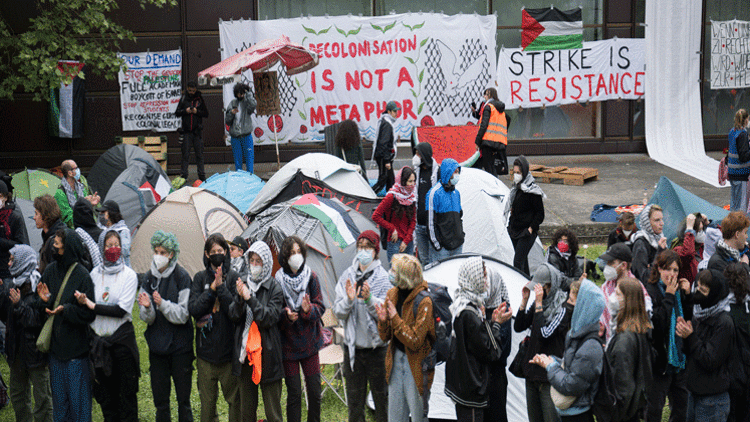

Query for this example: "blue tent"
[646,176,729,243]
[200,171,265,215]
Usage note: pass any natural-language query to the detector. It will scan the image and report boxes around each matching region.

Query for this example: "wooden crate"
[529,164,599,186]
[116,136,168,171]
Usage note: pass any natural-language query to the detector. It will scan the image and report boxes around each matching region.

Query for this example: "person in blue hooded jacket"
[426,158,465,265]
[531,279,606,422]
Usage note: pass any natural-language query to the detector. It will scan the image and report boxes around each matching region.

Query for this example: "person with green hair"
[137,230,194,422]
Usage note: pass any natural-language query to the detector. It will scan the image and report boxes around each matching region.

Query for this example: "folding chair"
[303,309,347,406]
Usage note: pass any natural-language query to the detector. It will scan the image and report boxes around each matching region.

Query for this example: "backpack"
[592,340,617,422]
[413,282,453,368]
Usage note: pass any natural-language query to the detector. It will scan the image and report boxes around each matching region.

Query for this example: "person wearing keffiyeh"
[631,204,667,283]
[707,211,750,274]
[53,159,99,229]
[372,167,417,264]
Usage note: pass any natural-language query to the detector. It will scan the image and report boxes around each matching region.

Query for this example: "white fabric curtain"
[645,0,724,187]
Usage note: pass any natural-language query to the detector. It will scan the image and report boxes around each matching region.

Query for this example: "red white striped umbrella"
[197,35,319,86]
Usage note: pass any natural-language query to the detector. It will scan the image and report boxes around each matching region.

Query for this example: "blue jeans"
[49,356,92,422]
[388,349,425,422]
[687,391,729,422]
[387,240,414,267]
[231,134,254,173]
[730,180,748,213]
[430,244,462,265]
[414,225,430,266]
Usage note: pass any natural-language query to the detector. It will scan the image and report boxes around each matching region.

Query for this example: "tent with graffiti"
[246,153,378,219]
[243,193,386,308]
[11,168,61,200]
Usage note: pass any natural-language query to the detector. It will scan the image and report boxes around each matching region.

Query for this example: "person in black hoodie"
[676,269,733,422]
[36,228,96,422]
[175,81,209,182]
[72,197,101,243]
[371,101,400,194]
[33,194,66,275]
[474,88,510,177]
[547,228,583,292]
[188,233,241,422]
[412,142,439,266]
[506,156,545,276]
[0,180,30,279]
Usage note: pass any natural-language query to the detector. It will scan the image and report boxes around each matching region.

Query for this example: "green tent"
[11,168,61,200]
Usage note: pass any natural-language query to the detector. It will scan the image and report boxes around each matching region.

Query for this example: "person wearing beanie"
[506,155,545,276]
[371,101,400,194]
[372,167,417,265]
[228,236,249,279]
[0,180,30,279]
[333,230,391,422]
[426,158,465,265]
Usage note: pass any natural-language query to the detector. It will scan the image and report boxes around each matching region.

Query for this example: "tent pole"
[273,115,281,170]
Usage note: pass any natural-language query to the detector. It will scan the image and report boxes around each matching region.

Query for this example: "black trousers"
[181,131,205,180]
[343,346,388,422]
[560,410,595,422]
[456,403,484,422]
[646,370,688,422]
[484,361,508,422]
[372,158,394,194]
[149,350,194,422]
[92,343,139,422]
[512,232,536,277]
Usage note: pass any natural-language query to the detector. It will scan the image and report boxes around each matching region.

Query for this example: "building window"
[258,0,371,19]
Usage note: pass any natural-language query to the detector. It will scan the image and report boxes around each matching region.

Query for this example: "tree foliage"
[0,0,176,101]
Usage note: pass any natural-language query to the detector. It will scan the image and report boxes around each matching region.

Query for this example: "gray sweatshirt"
[225,95,257,137]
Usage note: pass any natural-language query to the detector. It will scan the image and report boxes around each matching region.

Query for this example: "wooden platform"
[116,136,168,171]
[529,165,599,186]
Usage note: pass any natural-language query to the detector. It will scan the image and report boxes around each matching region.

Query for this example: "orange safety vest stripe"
[482,104,508,145]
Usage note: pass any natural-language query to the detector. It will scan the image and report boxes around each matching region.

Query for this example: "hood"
[55,229,86,275]
[513,155,530,180]
[415,142,434,167]
[246,240,273,284]
[703,269,730,308]
[458,256,486,297]
[72,197,98,229]
[570,279,605,337]
[203,249,231,275]
[9,244,37,278]
[488,99,505,113]
[439,158,459,185]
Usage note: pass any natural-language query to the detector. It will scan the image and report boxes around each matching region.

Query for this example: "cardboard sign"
[253,71,281,116]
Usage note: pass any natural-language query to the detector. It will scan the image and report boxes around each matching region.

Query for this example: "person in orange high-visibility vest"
[474,88,511,177]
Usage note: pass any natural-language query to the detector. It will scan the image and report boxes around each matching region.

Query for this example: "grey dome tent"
[88,144,169,199]
[105,155,171,230]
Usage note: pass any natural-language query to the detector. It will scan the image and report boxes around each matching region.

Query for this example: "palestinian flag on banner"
[49,61,85,138]
[522,7,583,51]
[292,194,360,249]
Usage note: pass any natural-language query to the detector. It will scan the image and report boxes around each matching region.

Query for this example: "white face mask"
[153,254,170,270]
[603,264,619,282]
[356,249,374,266]
[513,173,523,184]
[0,198,5,209]
[622,229,632,238]
[412,155,421,167]
[608,293,620,314]
[249,264,263,280]
[288,253,304,273]
[695,231,706,244]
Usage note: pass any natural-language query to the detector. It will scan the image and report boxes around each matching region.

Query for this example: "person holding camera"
[225,83,257,174]
[175,81,209,182]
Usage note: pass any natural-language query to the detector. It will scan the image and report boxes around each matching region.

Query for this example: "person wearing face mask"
[0,244,53,422]
[375,253,435,422]
[276,236,326,422]
[188,233,242,422]
[333,231,391,422]
[676,269,733,422]
[54,159,99,228]
[598,243,653,343]
[727,109,750,213]
[0,180,30,279]
[75,230,139,422]
[228,236,249,279]
[513,263,572,422]
[708,211,750,274]
[631,204,668,283]
[605,278,654,422]
[643,250,692,422]
[229,240,285,422]
[35,229,96,422]
[412,143,439,266]
[96,200,131,267]
[608,212,637,248]
[671,213,708,284]
[426,158,465,265]
[137,230,194,422]
[373,167,417,264]
[506,156,545,277]
[547,228,583,292]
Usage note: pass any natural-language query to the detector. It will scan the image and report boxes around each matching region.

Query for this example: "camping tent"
[15,198,42,252]
[11,168,61,200]
[88,144,169,199]
[243,194,386,308]
[421,254,530,421]
[647,176,730,244]
[200,170,265,214]
[247,153,377,218]
[131,187,248,278]
[105,155,171,230]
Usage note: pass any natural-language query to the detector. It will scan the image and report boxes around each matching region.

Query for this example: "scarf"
[9,244,40,291]
[484,266,510,310]
[149,259,178,291]
[102,254,124,275]
[534,263,568,324]
[275,264,312,311]
[60,177,86,208]
[552,246,571,260]
[717,238,741,262]
[631,204,665,249]
[371,113,398,161]
[504,173,546,219]
[657,280,686,371]
[693,293,731,321]
[231,256,244,275]
[388,169,416,206]
[450,256,486,325]
[240,241,274,364]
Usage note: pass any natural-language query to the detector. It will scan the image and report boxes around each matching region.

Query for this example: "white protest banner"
[710,20,750,89]
[497,38,645,110]
[219,13,496,144]
[118,49,182,131]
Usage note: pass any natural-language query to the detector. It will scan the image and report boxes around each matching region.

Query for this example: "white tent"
[422,255,531,421]
[247,153,376,218]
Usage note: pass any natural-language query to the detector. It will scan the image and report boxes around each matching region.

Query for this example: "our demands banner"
[710,20,750,89]
[219,13,497,144]
[497,38,645,110]
[118,49,182,132]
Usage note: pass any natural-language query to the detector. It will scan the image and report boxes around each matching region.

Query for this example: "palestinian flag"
[522,8,583,51]
[292,194,360,249]
[49,61,85,138]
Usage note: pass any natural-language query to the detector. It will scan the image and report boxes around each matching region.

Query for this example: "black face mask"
[209,253,225,268]
[53,249,64,263]
[692,291,711,307]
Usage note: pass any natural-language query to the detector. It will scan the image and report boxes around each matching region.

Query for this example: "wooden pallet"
[116,136,168,171]
[528,164,599,186]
